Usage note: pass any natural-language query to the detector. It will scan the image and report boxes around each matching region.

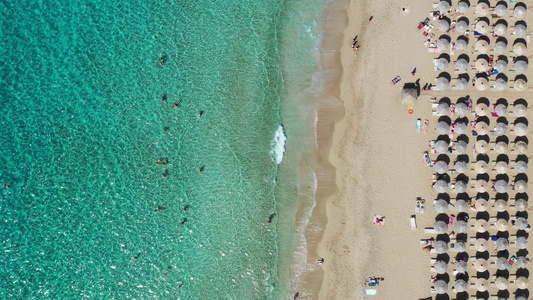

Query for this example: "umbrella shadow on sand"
[497,154,510,164]
[477,97,490,106]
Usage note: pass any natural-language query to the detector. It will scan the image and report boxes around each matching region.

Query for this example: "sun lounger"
[424,227,437,234]
[411,215,417,230]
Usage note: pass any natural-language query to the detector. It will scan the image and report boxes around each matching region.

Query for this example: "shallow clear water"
[0,0,325,298]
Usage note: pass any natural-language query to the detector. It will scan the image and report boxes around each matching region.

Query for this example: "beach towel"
[373,215,385,227]
[391,76,401,85]
[416,119,421,132]
[365,289,377,295]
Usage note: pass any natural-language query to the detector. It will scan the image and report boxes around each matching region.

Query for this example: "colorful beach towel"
[391,76,401,85]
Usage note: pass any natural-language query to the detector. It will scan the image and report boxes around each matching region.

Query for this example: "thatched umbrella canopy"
[515,180,527,192]
[515,236,528,249]
[475,219,489,232]
[494,179,509,193]
[494,200,508,213]
[437,102,449,115]
[515,198,528,212]
[455,199,467,212]
[495,58,508,70]
[494,3,508,17]
[494,123,508,136]
[515,141,528,154]
[514,42,527,55]
[455,77,468,90]
[496,218,509,231]
[495,276,508,290]
[455,240,466,252]
[455,220,468,233]
[434,260,448,274]
[455,122,467,134]
[515,23,527,37]
[514,78,527,91]
[455,261,467,273]
[476,58,489,72]
[516,276,528,289]
[454,279,467,292]
[475,139,489,153]
[435,140,449,153]
[439,19,450,32]
[455,102,468,115]
[514,103,527,117]
[456,38,468,51]
[475,160,488,173]
[496,257,510,270]
[434,221,448,235]
[476,238,488,252]
[495,142,508,154]
[514,6,526,18]
[438,38,451,51]
[476,2,490,15]
[437,57,450,70]
[475,102,489,116]
[437,121,451,135]
[494,41,507,53]
[476,20,489,34]
[438,1,450,14]
[494,23,507,36]
[516,297,527,300]
[434,180,449,193]
[435,279,448,294]
[457,1,469,14]
[455,160,468,173]
[434,161,449,174]
[516,160,528,173]
[496,161,509,173]
[435,240,448,254]
[516,216,528,230]
[456,57,468,70]
[515,60,528,73]
[475,258,489,272]
[495,77,508,90]
[456,20,468,33]
[435,199,449,213]
[514,122,528,136]
[495,237,509,251]
[436,76,450,90]
[516,256,529,269]
[455,180,467,193]
[475,180,489,193]
[455,140,467,154]
[475,77,489,90]
[475,278,489,292]
[401,87,418,105]
[494,103,507,116]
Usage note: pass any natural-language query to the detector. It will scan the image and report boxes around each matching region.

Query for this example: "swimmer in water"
[183,205,189,212]
[197,111,203,117]
[181,219,187,225]
[172,99,181,109]
[133,252,141,260]
[160,94,167,102]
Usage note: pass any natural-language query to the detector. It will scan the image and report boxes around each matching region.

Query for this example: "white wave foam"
[271,125,286,165]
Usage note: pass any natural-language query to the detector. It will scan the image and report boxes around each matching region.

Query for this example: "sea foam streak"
[271,125,287,165]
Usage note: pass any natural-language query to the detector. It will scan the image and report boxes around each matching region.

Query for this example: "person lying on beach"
[317,258,324,265]
[423,245,433,252]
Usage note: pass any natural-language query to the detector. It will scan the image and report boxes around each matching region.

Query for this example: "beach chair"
[424,227,437,234]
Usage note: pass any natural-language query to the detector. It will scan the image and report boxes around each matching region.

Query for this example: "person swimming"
[197,111,203,117]
[160,94,167,102]
[172,99,181,109]
[159,56,166,65]
[133,251,141,259]
[183,205,189,212]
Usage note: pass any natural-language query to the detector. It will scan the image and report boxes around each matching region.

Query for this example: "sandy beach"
[295,0,533,299]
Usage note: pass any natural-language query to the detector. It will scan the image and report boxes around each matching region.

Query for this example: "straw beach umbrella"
[456,20,468,33]
[494,40,507,54]
[514,78,527,91]
[494,123,508,136]
[437,57,450,70]
[494,142,508,154]
[475,139,489,153]
[455,140,467,154]
[455,38,468,51]
[515,141,528,154]
[494,103,507,116]
[496,218,509,231]
[455,102,468,115]
[434,260,448,274]
[435,280,448,294]
[515,180,527,193]
[475,77,489,90]
[515,198,528,212]
[439,19,450,32]
[476,2,489,16]
[475,238,488,252]
[455,77,468,90]
[455,260,467,273]
[455,180,467,193]
[514,41,527,55]
[494,200,508,213]
[494,180,508,193]
[437,102,449,115]
[495,238,509,251]
[455,220,468,233]
[494,3,507,17]
[434,180,448,193]
[457,1,469,14]
[475,39,489,52]
[454,122,467,134]
[436,121,450,135]
[514,122,528,136]
[435,199,449,213]
[516,277,528,289]
[455,199,467,212]
[494,23,507,36]
[438,1,450,14]
[515,236,528,249]
[435,240,448,254]
[514,5,526,18]
[495,77,507,90]
[475,219,488,232]
[434,161,448,174]
[514,103,527,117]
[495,58,508,70]
[455,160,468,173]
[475,160,488,173]
[496,257,510,270]
[495,277,508,290]
[516,256,529,269]
[434,221,448,234]
[514,23,527,37]
[435,140,449,153]
[496,161,509,173]
[438,38,450,52]
[454,279,467,292]
[515,60,528,73]
[475,278,489,292]
[454,240,466,252]
[515,217,528,230]
[456,57,468,70]
[475,180,489,193]
[436,76,450,91]
[475,20,489,34]
[516,160,528,173]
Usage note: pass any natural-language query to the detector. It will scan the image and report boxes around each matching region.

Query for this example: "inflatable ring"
[408,109,414,114]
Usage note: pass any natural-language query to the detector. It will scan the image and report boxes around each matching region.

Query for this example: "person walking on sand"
[368,16,373,22]
[411,68,417,76]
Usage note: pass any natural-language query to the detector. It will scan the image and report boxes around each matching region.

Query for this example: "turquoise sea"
[0,0,326,299]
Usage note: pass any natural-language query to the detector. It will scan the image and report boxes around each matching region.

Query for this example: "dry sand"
[293,0,533,299]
